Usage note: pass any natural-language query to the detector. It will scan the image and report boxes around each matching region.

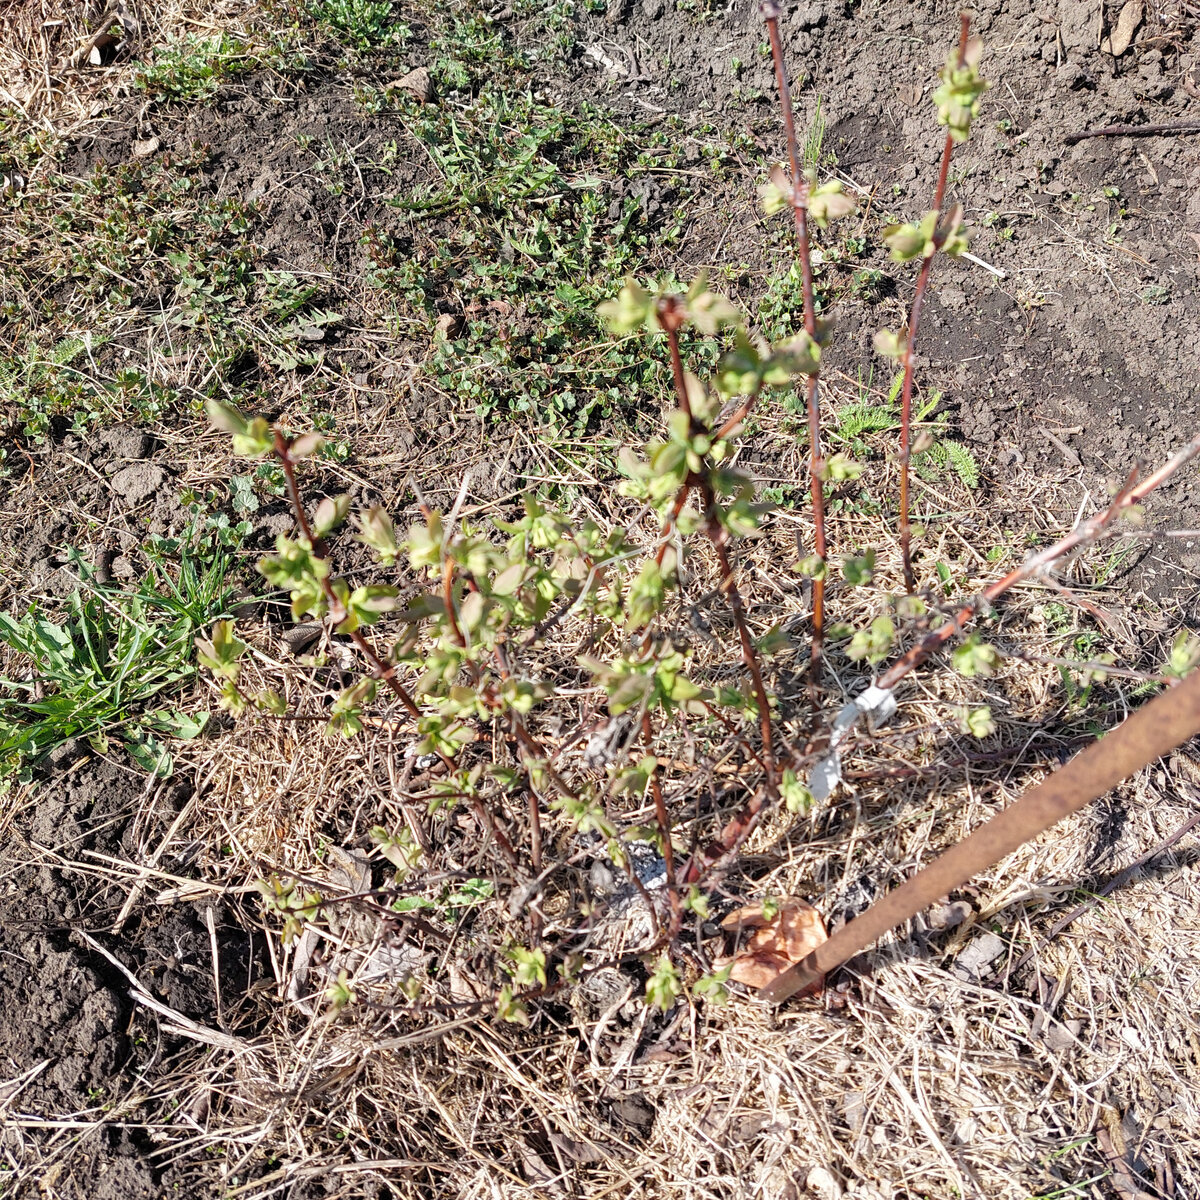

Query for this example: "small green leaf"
[355,505,399,566]
[1166,631,1200,679]
[873,328,906,359]
[841,550,876,587]
[793,554,828,581]
[846,615,895,665]
[683,886,711,920]
[692,964,732,1006]
[806,173,856,229]
[952,635,1001,678]
[823,453,864,483]
[506,945,548,988]
[312,494,351,537]
[645,954,682,1011]
[255,689,287,716]
[758,163,791,216]
[327,968,355,1012]
[496,984,529,1025]
[597,279,656,335]
[959,705,995,738]
[781,768,813,814]
[205,398,249,436]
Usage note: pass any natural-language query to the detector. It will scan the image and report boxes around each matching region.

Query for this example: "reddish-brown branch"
[762,4,827,676]
[654,485,689,568]
[877,430,1200,692]
[657,297,693,424]
[442,557,467,650]
[703,499,776,784]
[897,13,971,593]
[760,664,1200,1003]
[714,390,760,441]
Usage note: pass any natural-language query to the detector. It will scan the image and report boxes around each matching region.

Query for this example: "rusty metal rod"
[759,667,1200,1003]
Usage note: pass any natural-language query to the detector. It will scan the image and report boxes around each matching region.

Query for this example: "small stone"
[389,67,433,104]
[1055,60,1085,89]
[927,899,972,930]
[100,425,153,461]
[792,0,826,30]
[952,931,1006,980]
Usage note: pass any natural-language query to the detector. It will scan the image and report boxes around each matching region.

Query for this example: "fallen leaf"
[388,67,433,104]
[87,32,120,67]
[806,1165,844,1199]
[926,897,973,931]
[716,898,828,993]
[131,136,160,159]
[1109,0,1143,56]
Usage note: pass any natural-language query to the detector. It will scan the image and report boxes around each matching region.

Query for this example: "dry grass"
[0,0,265,135]
[10,405,1197,1197]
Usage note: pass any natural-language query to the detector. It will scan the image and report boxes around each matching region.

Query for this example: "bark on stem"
[897,14,970,592]
[763,7,827,677]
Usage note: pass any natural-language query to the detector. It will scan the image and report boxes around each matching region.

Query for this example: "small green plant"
[0,536,235,777]
[195,12,1200,1034]
[134,35,254,103]
[308,0,408,49]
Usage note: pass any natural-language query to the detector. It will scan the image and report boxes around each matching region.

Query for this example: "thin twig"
[1064,119,1200,144]
[897,13,971,593]
[761,0,828,677]
[642,711,681,932]
[876,429,1200,692]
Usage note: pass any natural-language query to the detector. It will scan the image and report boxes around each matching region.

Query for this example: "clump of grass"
[133,32,308,102]
[0,530,238,779]
[368,90,744,428]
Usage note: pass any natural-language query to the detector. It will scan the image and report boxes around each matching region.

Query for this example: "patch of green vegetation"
[307,0,409,50]
[367,88,729,428]
[803,97,828,169]
[0,146,355,443]
[134,33,305,103]
[823,376,981,490]
[0,527,240,779]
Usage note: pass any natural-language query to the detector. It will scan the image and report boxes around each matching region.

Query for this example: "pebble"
[951,931,1006,980]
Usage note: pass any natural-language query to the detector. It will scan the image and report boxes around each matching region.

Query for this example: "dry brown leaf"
[717,898,828,993]
[1109,0,1143,56]
[388,67,433,104]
